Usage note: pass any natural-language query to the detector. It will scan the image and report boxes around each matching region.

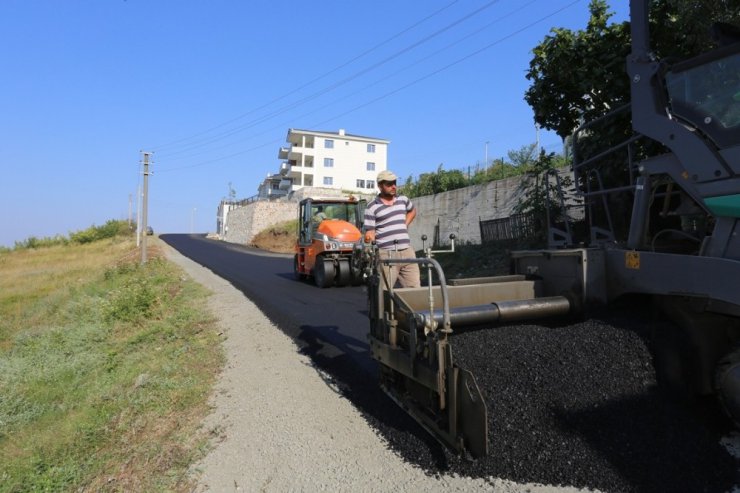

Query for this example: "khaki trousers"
[378,247,420,289]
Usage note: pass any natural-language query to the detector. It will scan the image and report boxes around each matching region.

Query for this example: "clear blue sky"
[0,0,629,247]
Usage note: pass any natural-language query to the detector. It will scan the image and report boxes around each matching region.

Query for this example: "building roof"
[287,128,389,144]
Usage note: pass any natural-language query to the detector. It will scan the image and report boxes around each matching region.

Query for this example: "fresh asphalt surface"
[160,234,376,377]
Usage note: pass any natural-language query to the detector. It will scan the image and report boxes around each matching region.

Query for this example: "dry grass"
[251,219,298,254]
[0,238,223,493]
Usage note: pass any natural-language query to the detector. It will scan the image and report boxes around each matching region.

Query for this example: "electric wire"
[153,0,503,159]
[154,0,540,166]
[156,0,582,173]
[148,0,461,152]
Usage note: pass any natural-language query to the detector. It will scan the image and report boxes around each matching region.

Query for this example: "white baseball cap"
[376,170,397,183]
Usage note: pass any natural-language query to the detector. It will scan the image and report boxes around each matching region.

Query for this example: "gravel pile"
[346,310,739,493]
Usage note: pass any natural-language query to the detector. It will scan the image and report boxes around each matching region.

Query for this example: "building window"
[323,158,334,167]
[323,176,333,186]
[367,143,375,153]
[356,179,365,188]
[366,161,375,171]
[366,180,375,189]
[325,139,334,149]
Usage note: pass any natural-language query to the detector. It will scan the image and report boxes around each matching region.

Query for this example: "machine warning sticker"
[625,251,640,269]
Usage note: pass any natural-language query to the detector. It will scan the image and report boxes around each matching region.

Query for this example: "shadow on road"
[294,324,453,470]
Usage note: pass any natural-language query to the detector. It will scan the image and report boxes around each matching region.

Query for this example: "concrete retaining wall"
[222,177,539,248]
[408,175,532,250]
[223,201,296,245]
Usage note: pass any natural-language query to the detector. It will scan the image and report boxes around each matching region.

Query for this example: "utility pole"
[136,184,142,247]
[140,151,151,264]
[485,141,489,169]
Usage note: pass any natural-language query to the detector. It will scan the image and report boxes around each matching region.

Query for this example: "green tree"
[514,151,574,244]
[525,0,630,140]
[507,143,539,170]
[524,0,740,241]
[412,164,467,196]
[525,0,740,141]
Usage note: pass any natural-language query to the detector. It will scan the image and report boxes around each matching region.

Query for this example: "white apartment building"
[262,128,389,195]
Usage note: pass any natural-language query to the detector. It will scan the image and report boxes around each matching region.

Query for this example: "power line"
[304,1,584,138]
[148,0,461,153]
[153,0,535,166]
[151,0,503,159]
[155,0,539,167]
[156,0,582,173]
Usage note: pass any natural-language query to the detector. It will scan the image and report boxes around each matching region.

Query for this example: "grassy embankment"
[0,236,223,492]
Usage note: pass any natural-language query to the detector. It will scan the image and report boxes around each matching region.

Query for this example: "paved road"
[160,234,376,377]
[161,234,740,493]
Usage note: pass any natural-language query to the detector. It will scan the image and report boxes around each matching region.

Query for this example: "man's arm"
[363,206,376,243]
[405,207,417,227]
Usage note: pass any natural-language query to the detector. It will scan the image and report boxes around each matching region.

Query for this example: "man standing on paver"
[363,169,420,288]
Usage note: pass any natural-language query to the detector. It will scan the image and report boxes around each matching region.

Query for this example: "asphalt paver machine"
[366,0,740,458]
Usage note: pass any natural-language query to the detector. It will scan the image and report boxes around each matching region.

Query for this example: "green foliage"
[523,0,740,242]
[525,0,740,140]
[11,220,133,251]
[103,276,157,323]
[399,147,565,199]
[401,164,467,197]
[648,0,740,59]
[14,235,69,250]
[525,0,631,140]
[513,151,574,242]
[507,143,539,168]
[69,219,133,245]
[269,219,299,235]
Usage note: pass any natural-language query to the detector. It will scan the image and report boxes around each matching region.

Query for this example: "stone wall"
[408,175,533,250]
[222,176,544,248]
[222,186,377,246]
[223,200,296,245]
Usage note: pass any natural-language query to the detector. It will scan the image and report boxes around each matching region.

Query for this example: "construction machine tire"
[314,258,335,288]
[715,347,740,427]
[293,254,307,281]
[337,258,351,286]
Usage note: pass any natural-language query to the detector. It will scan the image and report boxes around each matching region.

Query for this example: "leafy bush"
[70,219,132,244]
[14,235,69,249]
[399,146,569,199]
[12,219,133,251]
[102,260,164,323]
